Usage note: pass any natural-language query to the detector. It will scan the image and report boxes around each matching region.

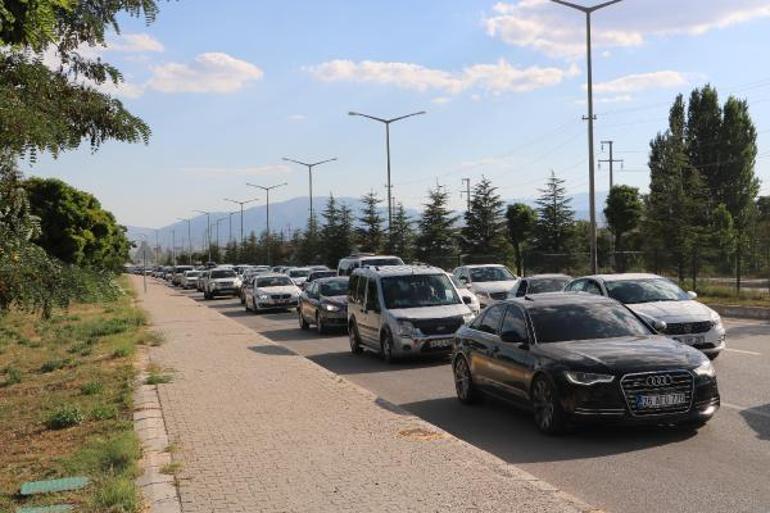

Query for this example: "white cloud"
[593,71,690,94]
[485,0,770,59]
[288,114,307,121]
[107,34,164,53]
[148,53,264,93]
[95,79,145,99]
[306,58,579,96]
[182,164,290,178]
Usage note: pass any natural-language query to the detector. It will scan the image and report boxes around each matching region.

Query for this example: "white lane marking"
[725,348,762,356]
[722,402,770,420]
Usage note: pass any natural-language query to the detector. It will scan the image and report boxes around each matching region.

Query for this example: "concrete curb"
[191,288,605,513]
[133,346,182,513]
[711,304,770,321]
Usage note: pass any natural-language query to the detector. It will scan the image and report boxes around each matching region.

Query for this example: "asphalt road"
[184,289,770,513]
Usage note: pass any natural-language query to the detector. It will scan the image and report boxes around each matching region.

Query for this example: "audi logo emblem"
[646,375,673,387]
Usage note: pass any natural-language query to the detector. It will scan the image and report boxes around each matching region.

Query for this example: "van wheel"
[381,332,396,364]
[349,321,363,354]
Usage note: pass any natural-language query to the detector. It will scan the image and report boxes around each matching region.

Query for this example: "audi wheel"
[531,375,566,435]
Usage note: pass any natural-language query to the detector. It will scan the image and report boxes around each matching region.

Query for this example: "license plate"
[430,339,453,349]
[636,393,687,409]
[673,335,705,346]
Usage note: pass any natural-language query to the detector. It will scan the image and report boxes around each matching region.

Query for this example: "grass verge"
[0,275,155,512]
[695,283,770,308]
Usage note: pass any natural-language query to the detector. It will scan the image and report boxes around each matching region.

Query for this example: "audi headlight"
[564,371,615,386]
[709,310,723,329]
[398,320,416,338]
[322,303,340,312]
[693,360,716,378]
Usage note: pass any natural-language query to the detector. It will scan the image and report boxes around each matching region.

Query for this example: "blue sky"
[30,0,770,228]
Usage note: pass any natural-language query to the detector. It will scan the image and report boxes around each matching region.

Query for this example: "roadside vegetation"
[0,277,156,513]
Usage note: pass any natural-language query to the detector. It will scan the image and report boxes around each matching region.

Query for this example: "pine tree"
[320,195,354,268]
[388,203,415,261]
[355,191,385,253]
[297,215,322,264]
[415,185,459,267]
[505,203,538,275]
[534,172,575,254]
[461,176,512,263]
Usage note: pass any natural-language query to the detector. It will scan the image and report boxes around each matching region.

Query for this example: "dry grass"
[0,275,154,512]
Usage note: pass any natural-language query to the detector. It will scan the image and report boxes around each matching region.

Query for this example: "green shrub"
[3,366,22,386]
[46,405,84,429]
[40,359,66,373]
[90,404,118,421]
[99,433,140,473]
[145,372,173,385]
[80,381,103,395]
[92,476,139,513]
[111,343,134,359]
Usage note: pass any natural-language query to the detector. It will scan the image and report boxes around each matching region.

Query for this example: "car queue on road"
[144,253,723,435]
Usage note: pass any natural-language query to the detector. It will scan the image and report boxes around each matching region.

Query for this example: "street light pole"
[551,0,622,274]
[245,182,288,266]
[215,217,228,252]
[176,217,193,264]
[224,197,260,245]
[348,110,426,231]
[193,210,212,263]
[282,157,337,222]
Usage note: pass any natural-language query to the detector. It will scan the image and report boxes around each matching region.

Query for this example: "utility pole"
[245,182,288,266]
[282,157,337,222]
[171,230,177,266]
[176,217,193,264]
[224,197,260,245]
[215,217,228,252]
[154,230,160,266]
[599,140,624,190]
[228,212,235,244]
[193,210,212,262]
[460,178,472,212]
[348,110,426,232]
[551,0,622,274]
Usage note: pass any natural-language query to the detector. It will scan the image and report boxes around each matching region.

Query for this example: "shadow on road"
[306,350,449,376]
[397,396,698,463]
[739,403,770,441]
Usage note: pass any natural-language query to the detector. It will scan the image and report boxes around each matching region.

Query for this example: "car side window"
[516,280,528,297]
[469,310,487,330]
[566,280,583,292]
[365,279,379,311]
[583,280,602,295]
[349,275,359,303]
[356,276,367,304]
[500,306,528,342]
[478,305,504,334]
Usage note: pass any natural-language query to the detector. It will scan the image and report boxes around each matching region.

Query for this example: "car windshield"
[320,280,349,296]
[211,270,236,279]
[381,274,460,309]
[311,271,337,280]
[361,257,403,268]
[289,270,310,278]
[257,276,293,287]
[529,278,570,294]
[529,303,651,343]
[605,278,689,304]
[185,271,200,277]
[470,266,514,282]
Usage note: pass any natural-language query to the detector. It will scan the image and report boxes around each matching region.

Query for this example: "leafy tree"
[388,203,415,261]
[461,176,512,263]
[23,177,129,270]
[712,203,736,272]
[415,185,458,267]
[534,171,575,254]
[603,185,643,272]
[355,191,385,253]
[0,1,158,158]
[505,203,537,276]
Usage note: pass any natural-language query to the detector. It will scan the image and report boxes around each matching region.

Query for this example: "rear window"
[289,269,310,278]
[361,257,404,268]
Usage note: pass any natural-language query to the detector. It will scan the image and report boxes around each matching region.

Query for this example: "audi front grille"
[620,370,694,416]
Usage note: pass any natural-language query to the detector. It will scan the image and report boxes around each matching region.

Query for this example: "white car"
[564,273,725,359]
[180,270,202,290]
[287,267,313,287]
[448,275,480,315]
[203,268,240,300]
[244,274,301,313]
[452,264,518,308]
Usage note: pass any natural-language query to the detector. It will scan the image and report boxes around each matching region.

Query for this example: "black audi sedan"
[452,293,720,434]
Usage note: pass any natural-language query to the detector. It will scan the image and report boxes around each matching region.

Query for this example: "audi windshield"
[606,278,689,304]
[530,303,651,343]
[382,274,460,309]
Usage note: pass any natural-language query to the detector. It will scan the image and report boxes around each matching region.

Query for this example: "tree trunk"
[514,242,522,276]
[736,230,743,295]
[614,233,622,273]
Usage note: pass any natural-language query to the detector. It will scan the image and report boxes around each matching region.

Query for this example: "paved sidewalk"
[132,276,597,513]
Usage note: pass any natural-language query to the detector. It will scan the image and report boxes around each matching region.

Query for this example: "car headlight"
[462,313,476,323]
[322,303,340,312]
[211,282,219,289]
[709,310,723,329]
[398,320,416,337]
[564,371,615,386]
[693,360,716,378]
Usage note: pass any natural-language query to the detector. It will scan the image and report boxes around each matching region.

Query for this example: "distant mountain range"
[126,192,608,250]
